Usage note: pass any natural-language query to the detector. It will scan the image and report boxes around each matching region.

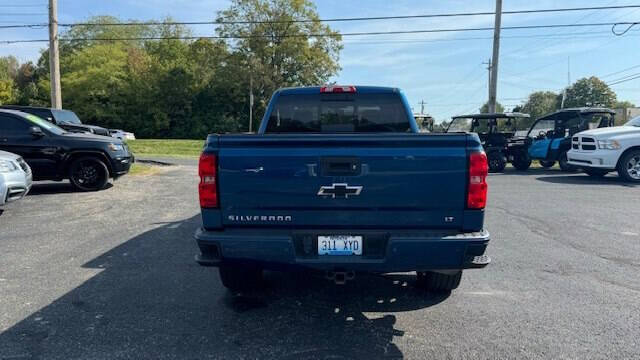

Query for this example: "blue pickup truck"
[195,85,490,292]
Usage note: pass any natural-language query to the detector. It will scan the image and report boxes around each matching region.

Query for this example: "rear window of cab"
[266,93,411,133]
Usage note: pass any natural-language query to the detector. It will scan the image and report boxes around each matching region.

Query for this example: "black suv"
[0,105,110,137]
[0,109,132,191]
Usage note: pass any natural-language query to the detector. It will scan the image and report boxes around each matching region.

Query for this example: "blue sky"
[2,0,640,121]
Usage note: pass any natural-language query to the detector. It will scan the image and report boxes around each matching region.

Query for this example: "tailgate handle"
[321,157,361,176]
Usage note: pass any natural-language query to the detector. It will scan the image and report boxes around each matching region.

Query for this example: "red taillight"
[467,152,488,209]
[199,153,218,208]
[320,85,356,93]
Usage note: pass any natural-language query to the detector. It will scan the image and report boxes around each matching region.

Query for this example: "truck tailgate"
[214,133,470,229]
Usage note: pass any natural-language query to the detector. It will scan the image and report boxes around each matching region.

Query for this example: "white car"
[567,116,640,182]
[109,129,136,140]
[0,150,32,210]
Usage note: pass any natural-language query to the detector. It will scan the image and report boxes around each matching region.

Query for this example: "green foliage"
[517,91,559,124]
[216,0,342,127]
[0,79,16,104]
[563,76,616,108]
[4,0,341,138]
[479,101,504,114]
[513,78,631,126]
[0,56,19,105]
[126,139,204,157]
[614,100,635,108]
[0,56,19,80]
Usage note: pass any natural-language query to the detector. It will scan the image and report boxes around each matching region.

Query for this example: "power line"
[608,71,640,83]
[607,72,640,85]
[601,64,640,78]
[502,6,640,83]
[502,0,619,58]
[0,23,47,29]
[343,30,640,45]
[0,4,45,7]
[2,21,639,44]
[607,74,640,86]
[428,64,486,104]
[1,4,639,30]
[1,4,639,29]
[611,22,639,35]
[52,5,640,27]
[0,13,46,15]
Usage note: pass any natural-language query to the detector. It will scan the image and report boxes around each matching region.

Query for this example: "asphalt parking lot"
[1,161,638,359]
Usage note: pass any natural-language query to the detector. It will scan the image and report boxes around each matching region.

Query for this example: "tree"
[3,5,343,138]
[563,76,616,108]
[614,100,635,109]
[480,101,504,113]
[0,79,16,104]
[518,91,559,122]
[216,0,342,125]
[0,56,19,104]
[0,56,19,80]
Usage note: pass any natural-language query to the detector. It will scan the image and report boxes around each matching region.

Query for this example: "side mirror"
[29,126,45,138]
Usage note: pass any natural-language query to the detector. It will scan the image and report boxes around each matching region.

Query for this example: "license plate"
[318,235,362,256]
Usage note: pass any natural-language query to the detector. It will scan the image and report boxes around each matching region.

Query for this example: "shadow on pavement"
[536,174,638,187]
[490,167,561,176]
[27,182,114,196]
[0,215,447,359]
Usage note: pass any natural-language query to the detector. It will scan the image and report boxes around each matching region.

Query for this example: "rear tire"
[219,263,263,292]
[487,152,507,173]
[68,156,109,191]
[416,271,462,292]
[616,149,640,183]
[539,160,555,168]
[584,168,609,178]
[558,151,577,172]
[512,152,532,171]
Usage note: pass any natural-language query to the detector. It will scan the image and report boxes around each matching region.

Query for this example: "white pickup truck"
[567,116,640,182]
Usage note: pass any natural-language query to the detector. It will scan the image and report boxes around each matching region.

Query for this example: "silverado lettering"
[227,215,293,222]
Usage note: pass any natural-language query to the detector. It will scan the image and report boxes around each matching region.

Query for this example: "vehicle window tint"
[557,114,581,137]
[266,93,411,133]
[23,114,64,135]
[474,121,490,134]
[0,114,31,134]
[588,113,613,128]
[625,116,640,127]
[496,118,518,132]
[528,119,555,138]
[447,118,473,132]
[321,103,354,132]
[52,109,82,124]
[19,108,53,121]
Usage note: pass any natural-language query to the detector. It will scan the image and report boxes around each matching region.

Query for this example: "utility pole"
[248,74,254,133]
[419,100,426,114]
[48,0,62,109]
[483,58,492,108]
[561,57,570,109]
[488,0,502,113]
[567,56,571,85]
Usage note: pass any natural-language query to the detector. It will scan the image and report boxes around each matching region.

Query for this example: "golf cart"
[415,113,434,132]
[446,112,531,172]
[514,108,615,171]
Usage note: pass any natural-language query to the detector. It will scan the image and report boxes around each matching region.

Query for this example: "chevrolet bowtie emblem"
[317,183,363,199]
